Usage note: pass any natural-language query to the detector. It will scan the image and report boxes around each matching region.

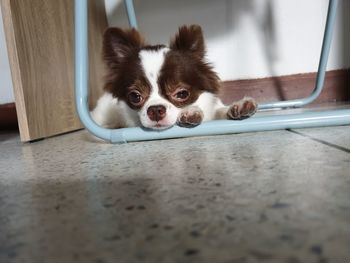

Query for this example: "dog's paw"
[227,97,257,120]
[177,107,204,128]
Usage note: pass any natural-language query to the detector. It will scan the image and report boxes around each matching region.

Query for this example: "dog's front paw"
[177,107,204,128]
[227,97,257,120]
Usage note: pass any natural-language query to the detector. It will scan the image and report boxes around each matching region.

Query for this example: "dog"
[91,25,257,130]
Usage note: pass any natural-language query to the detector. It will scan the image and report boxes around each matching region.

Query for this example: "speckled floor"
[1,126,350,263]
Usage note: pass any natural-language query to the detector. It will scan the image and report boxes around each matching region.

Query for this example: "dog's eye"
[174,89,190,101]
[128,91,143,105]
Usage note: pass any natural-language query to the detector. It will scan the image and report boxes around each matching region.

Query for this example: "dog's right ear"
[103,27,145,67]
[170,25,205,58]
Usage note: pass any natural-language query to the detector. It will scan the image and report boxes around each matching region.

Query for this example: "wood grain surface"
[0,0,107,141]
[221,69,350,106]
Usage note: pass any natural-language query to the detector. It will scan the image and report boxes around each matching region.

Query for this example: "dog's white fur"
[138,48,179,129]
[91,47,228,129]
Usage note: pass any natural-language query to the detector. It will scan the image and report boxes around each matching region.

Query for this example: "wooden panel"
[220,69,350,105]
[0,103,18,129]
[2,68,350,131]
[0,0,107,141]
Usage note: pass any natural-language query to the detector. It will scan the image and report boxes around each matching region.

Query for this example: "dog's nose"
[147,105,166,122]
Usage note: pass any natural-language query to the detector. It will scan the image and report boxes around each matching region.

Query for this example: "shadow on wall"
[340,0,350,101]
[107,0,277,54]
[341,0,350,69]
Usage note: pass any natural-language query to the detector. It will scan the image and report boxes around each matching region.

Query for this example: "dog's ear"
[170,25,205,58]
[103,27,145,67]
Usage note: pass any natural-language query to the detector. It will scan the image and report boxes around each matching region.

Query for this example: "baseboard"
[220,69,350,106]
[0,103,18,130]
[1,69,349,131]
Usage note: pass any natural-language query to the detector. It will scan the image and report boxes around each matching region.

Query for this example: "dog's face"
[103,25,220,129]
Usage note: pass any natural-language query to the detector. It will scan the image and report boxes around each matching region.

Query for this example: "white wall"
[0,6,14,104]
[105,0,350,81]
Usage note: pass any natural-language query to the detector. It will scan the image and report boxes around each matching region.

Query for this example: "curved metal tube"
[259,0,339,109]
[75,0,349,144]
[104,110,350,143]
[122,0,339,110]
[124,0,138,28]
[75,0,115,142]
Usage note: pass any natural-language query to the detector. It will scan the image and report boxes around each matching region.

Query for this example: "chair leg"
[259,0,339,110]
[74,0,350,144]
[124,0,138,28]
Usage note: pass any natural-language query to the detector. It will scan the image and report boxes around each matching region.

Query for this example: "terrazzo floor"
[0,126,350,263]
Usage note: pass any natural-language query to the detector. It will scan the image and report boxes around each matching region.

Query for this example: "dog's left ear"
[103,27,145,68]
[170,25,205,58]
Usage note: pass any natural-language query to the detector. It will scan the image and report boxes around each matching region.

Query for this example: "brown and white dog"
[91,25,257,130]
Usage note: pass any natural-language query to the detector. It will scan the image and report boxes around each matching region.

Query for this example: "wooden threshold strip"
[1,68,349,131]
[220,69,350,105]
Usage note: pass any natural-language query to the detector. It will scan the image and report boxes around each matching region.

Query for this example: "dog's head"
[103,25,220,129]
